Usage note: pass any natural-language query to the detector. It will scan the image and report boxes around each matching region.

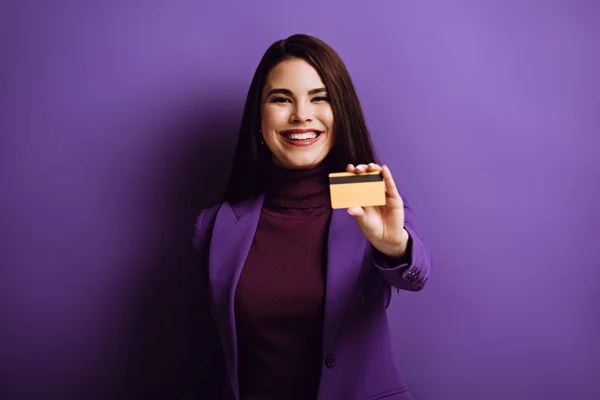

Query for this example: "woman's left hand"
[346,163,410,258]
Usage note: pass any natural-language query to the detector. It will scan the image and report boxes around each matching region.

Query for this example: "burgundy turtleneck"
[234,162,331,400]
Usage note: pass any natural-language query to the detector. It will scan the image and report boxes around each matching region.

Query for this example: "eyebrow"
[266,87,328,96]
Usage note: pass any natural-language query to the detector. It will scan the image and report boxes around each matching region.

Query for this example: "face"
[261,58,335,169]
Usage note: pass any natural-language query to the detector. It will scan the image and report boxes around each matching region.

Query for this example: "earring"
[260,129,264,145]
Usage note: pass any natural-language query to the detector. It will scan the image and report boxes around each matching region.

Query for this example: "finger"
[367,163,382,172]
[346,164,355,173]
[355,164,368,173]
[382,165,400,199]
[347,206,365,216]
[347,206,368,229]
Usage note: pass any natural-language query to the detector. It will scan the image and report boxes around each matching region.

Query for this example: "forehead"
[264,58,325,91]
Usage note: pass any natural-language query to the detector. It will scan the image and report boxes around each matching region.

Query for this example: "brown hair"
[223,33,379,204]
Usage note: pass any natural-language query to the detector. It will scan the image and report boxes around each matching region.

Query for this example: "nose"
[290,101,313,123]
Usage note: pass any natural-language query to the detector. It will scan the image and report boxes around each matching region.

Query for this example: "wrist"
[379,228,410,258]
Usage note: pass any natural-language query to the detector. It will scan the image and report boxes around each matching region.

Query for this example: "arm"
[373,194,432,291]
[180,208,225,399]
[344,163,432,292]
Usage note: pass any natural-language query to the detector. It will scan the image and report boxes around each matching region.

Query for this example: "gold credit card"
[328,171,386,209]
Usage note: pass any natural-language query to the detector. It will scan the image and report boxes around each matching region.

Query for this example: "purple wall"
[2,1,599,399]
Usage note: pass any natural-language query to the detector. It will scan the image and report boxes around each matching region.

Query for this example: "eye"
[312,96,330,102]
[271,96,291,103]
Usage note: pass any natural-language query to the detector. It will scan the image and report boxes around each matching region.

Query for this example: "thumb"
[347,207,369,230]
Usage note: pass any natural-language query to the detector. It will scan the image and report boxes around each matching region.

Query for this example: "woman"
[188,34,432,400]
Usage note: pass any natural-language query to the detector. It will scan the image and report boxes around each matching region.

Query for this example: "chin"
[279,156,327,170]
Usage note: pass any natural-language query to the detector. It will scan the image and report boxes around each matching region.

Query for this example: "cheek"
[262,106,289,130]
[317,107,334,128]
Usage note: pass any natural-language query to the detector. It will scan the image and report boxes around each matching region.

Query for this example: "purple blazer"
[187,192,432,400]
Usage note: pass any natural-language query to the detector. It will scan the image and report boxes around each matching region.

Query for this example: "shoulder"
[194,203,222,228]
[193,203,224,251]
[192,194,265,251]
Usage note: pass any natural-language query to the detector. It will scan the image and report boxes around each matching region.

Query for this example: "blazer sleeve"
[179,207,225,399]
[372,193,432,291]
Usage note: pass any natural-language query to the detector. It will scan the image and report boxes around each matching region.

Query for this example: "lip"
[279,128,325,147]
[280,128,324,134]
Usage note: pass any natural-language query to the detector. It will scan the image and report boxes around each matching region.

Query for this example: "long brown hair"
[223,34,379,204]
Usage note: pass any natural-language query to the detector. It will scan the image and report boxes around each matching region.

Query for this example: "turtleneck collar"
[264,161,332,213]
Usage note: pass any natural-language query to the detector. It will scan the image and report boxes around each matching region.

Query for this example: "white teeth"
[286,132,318,140]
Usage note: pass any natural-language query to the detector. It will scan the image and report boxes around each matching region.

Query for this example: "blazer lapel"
[207,196,367,390]
[322,208,368,353]
[208,194,264,394]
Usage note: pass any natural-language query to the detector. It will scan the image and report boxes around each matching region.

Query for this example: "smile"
[280,129,324,146]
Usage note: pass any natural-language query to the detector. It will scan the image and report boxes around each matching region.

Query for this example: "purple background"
[2,1,599,399]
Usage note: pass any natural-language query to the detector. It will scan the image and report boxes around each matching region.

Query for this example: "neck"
[264,162,331,212]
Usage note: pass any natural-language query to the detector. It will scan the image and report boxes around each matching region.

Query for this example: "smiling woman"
[189,34,432,400]
[223,34,378,204]
[261,58,335,169]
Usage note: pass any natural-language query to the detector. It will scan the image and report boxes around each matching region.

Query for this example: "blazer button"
[325,353,336,368]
